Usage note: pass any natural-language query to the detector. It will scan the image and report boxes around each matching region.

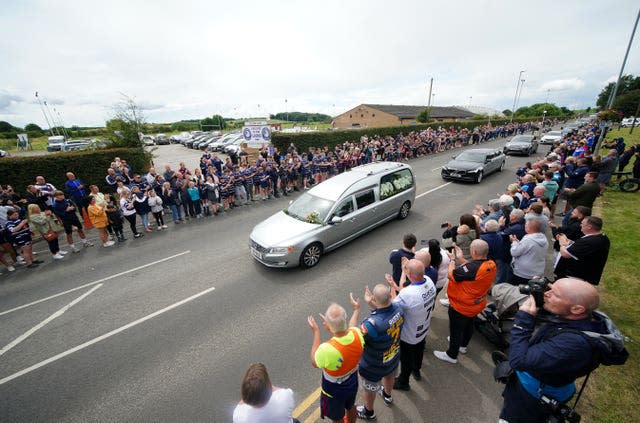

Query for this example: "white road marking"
[0,250,191,317]
[431,165,443,171]
[0,284,103,357]
[416,182,452,199]
[0,286,216,386]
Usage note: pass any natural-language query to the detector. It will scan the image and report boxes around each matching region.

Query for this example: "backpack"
[545,311,629,367]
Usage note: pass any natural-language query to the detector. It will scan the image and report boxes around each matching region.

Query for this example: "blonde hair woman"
[88,197,115,247]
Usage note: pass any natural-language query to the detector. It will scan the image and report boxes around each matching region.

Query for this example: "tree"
[596,74,640,109]
[416,108,430,123]
[106,94,146,147]
[0,121,15,132]
[612,89,640,117]
[201,114,226,130]
[25,123,42,132]
[502,109,512,117]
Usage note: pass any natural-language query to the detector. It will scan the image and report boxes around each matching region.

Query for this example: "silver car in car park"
[441,148,506,183]
[249,162,416,268]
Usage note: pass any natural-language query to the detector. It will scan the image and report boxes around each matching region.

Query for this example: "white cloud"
[540,78,587,92]
[1,0,639,127]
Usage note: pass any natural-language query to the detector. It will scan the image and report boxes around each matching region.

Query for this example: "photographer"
[499,278,625,422]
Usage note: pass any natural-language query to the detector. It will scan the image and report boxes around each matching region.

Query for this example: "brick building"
[332,104,475,129]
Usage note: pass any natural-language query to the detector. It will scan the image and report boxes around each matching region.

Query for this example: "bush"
[0,147,151,194]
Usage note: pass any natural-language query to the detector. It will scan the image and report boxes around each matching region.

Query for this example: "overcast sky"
[1,0,639,128]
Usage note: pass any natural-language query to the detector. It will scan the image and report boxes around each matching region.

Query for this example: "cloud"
[540,78,586,92]
[138,102,165,111]
[0,91,24,111]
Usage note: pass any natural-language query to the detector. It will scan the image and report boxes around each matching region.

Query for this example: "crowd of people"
[231,119,630,422]
[0,120,545,274]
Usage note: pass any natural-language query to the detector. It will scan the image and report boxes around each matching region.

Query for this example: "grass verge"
[581,128,639,423]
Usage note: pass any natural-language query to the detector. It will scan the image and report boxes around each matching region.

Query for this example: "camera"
[518,277,550,308]
[540,395,581,423]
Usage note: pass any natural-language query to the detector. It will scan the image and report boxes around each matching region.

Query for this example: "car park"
[441,148,506,183]
[249,162,416,268]
[199,135,222,150]
[170,132,192,144]
[185,134,208,148]
[193,134,216,149]
[503,134,538,156]
[141,135,155,146]
[223,134,246,155]
[540,130,563,145]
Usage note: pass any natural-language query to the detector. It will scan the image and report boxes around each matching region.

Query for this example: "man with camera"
[499,278,626,422]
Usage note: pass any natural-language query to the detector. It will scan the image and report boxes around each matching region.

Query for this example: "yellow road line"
[303,407,321,423]
[292,387,321,417]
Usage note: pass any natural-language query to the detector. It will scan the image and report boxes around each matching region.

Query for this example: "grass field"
[582,127,639,423]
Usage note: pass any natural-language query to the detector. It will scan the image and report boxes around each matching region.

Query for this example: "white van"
[249,162,416,268]
[47,136,66,152]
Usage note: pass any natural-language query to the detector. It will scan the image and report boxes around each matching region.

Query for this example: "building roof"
[363,104,475,119]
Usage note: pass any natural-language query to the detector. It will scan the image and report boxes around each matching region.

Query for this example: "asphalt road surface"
[0,137,547,422]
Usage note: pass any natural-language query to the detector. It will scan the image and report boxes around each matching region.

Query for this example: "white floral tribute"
[380,174,412,200]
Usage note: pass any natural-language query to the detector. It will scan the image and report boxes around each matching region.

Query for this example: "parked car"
[170,132,192,144]
[155,134,170,145]
[223,134,247,155]
[540,130,563,145]
[199,136,222,150]
[249,162,416,268]
[621,117,639,127]
[503,135,538,156]
[141,135,155,146]
[441,148,506,183]
[186,134,208,148]
[62,139,92,151]
[209,133,240,151]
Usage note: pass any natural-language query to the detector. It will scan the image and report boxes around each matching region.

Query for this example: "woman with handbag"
[27,203,67,260]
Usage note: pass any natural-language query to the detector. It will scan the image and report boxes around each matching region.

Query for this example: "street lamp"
[542,110,547,129]
[285,99,288,123]
[510,70,525,123]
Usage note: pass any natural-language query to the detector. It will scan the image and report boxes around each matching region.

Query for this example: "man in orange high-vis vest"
[434,239,496,364]
[308,294,364,423]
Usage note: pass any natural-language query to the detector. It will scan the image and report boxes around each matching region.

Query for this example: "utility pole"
[510,70,525,123]
[35,91,55,136]
[426,77,433,122]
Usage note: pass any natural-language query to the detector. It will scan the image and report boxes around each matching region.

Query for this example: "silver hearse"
[249,162,416,268]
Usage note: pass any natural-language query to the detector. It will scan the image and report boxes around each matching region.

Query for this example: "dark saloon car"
[503,135,538,156]
[441,148,506,183]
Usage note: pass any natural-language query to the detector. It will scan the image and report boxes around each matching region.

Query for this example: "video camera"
[540,395,581,423]
[518,277,551,308]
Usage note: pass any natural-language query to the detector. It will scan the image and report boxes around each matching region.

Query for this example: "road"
[0,138,543,422]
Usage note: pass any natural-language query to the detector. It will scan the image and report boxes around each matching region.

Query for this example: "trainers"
[71,245,79,253]
[83,241,94,247]
[58,250,68,255]
[433,350,457,364]
[103,240,115,247]
[392,379,410,392]
[356,405,376,420]
[439,298,450,306]
[161,225,168,229]
[134,233,143,238]
[380,387,395,404]
[53,253,64,260]
[446,336,467,354]
[157,227,162,231]
[6,265,15,272]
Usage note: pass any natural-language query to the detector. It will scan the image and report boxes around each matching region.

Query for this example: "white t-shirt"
[393,277,436,344]
[435,247,451,289]
[233,388,295,423]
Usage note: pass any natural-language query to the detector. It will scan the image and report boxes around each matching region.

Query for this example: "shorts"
[359,364,398,390]
[320,373,358,421]
[62,215,83,234]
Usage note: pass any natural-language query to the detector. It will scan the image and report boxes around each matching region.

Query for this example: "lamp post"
[510,70,525,123]
[542,110,547,129]
[285,99,288,124]
[545,89,550,105]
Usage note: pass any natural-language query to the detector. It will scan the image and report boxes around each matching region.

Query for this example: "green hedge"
[271,117,539,152]
[0,148,152,194]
